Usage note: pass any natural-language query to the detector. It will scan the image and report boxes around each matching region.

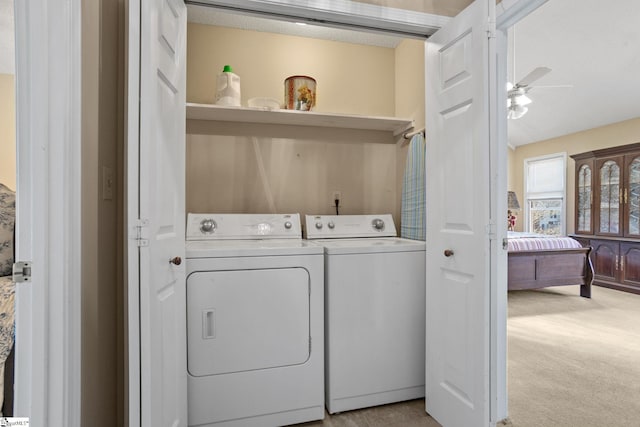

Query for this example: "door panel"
[591,239,619,283]
[620,242,640,288]
[575,159,594,234]
[595,157,623,237]
[425,1,492,426]
[624,154,640,237]
[131,0,188,425]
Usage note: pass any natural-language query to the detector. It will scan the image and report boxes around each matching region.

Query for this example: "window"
[524,153,566,235]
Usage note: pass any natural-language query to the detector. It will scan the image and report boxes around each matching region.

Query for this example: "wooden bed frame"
[508,247,594,298]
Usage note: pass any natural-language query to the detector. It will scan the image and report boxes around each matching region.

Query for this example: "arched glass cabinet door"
[597,158,622,235]
[576,162,593,234]
[625,155,640,237]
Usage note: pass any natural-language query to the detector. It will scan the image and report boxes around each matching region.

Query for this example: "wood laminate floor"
[294,399,441,427]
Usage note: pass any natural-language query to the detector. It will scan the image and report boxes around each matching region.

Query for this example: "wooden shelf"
[186,103,414,137]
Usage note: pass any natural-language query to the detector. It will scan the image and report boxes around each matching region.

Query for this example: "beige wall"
[81,0,122,425]
[394,39,425,216]
[507,146,516,193]
[394,39,425,131]
[0,74,15,191]
[187,24,395,116]
[509,117,640,233]
[186,24,423,226]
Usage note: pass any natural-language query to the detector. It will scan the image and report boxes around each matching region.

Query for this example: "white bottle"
[215,65,241,106]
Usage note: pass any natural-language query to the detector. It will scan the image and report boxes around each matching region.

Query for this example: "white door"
[14,0,83,424]
[187,268,311,376]
[127,0,188,425]
[425,1,495,426]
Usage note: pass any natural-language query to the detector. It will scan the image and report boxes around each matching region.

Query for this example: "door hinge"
[503,238,509,250]
[12,261,32,283]
[135,218,149,247]
[486,221,497,238]
[487,17,496,39]
[309,336,312,354]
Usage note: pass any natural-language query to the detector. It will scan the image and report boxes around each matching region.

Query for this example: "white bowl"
[247,97,281,110]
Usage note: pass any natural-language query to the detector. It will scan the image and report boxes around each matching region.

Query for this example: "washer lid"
[305,214,397,239]
[316,237,426,255]
[187,213,301,240]
[186,239,323,258]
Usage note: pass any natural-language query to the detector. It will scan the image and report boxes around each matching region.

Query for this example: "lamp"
[507,191,520,231]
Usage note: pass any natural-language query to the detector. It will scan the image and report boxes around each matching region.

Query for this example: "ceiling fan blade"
[527,84,573,90]
[516,66,552,87]
[525,84,573,95]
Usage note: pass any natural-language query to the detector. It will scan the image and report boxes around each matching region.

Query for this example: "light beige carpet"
[507,285,640,427]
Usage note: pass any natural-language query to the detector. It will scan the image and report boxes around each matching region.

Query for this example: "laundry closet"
[183,6,426,223]
[130,1,501,425]
[180,10,428,425]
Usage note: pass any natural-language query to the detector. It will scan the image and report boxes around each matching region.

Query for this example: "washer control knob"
[315,222,323,230]
[284,221,292,230]
[200,218,217,234]
[372,218,385,231]
[328,221,335,229]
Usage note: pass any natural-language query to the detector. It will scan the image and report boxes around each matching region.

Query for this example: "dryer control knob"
[315,222,323,230]
[372,218,385,231]
[200,219,217,234]
[284,221,292,229]
[328,221,335,229]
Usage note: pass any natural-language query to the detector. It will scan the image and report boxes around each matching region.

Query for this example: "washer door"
[187,268,310,377]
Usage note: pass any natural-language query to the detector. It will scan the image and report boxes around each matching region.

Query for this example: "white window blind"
[524,153,566,235]
[527,155,565,195]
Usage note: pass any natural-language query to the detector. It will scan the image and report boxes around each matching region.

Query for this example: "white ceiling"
[507,0,640,146]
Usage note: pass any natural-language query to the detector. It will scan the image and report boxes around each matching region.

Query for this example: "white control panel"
[305,214,397,239]
[186,213,302,240]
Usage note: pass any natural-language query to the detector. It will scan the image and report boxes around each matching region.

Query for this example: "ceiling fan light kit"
[507,87,532,119]
[508,104,528,120]
[511,89,531,106]
[507,66,552,119]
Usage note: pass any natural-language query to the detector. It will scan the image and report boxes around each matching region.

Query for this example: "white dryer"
[305,214,426,414]
[186,213,324,427]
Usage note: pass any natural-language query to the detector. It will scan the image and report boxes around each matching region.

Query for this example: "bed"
[507,231,594,298]
[0,183,15,415]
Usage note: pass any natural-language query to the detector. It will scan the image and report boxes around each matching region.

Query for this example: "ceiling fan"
[507,66,551,120]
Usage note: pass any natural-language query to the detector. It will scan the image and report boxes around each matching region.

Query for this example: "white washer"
[186,213,324,427]
[305,214,426,414]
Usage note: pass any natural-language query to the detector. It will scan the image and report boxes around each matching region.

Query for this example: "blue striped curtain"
[401,133,426,240]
